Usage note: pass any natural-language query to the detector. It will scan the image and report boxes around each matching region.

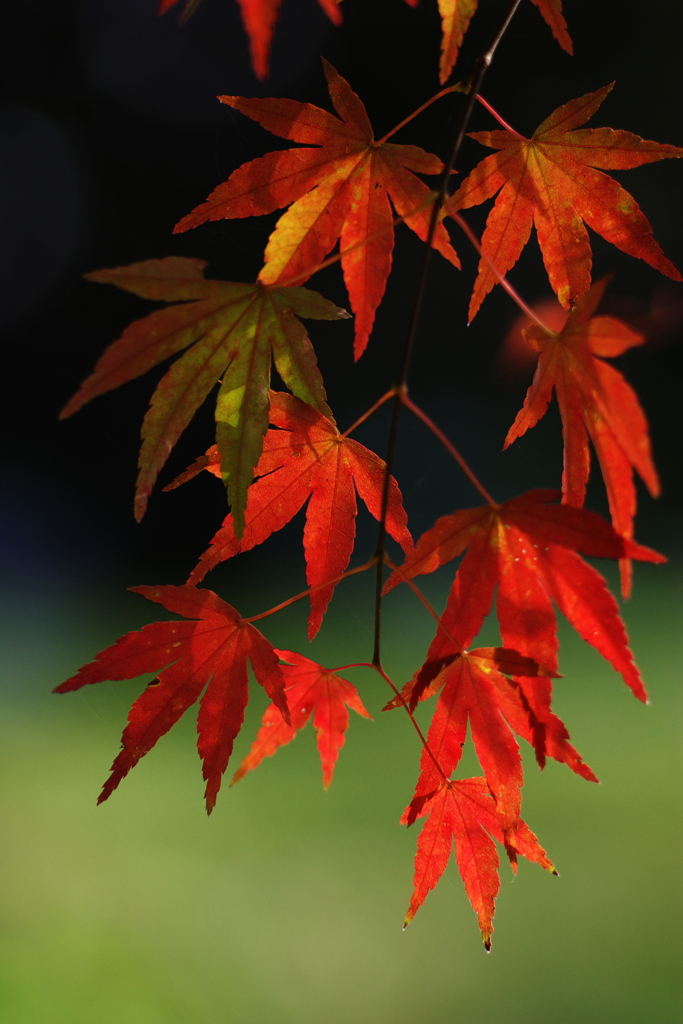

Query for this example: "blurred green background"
[0,555,680,1024]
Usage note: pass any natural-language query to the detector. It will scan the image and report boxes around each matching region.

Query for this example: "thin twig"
[450,211,555,331]
[475,94,524,138]
[383,558,465,655]
[378,84,461,144]
[318,656,449,780]
[401,394,499,508]
[324,657,449,782]
[371,0,524,667]
[340,389,395,439]
[327,662,376,673]
[244,558,376,623]
[373,664,450,784]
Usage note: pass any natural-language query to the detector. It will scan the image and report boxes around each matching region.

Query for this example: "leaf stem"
[323,657,449,782]
[340,389,395,439]
[371,0,523,668]
[378,84,461,144]
[244,558,376,623]
[475,94,525,138]
[373,663,450,785]
[383,557,465,654]
[401,394,499,508]
[449,211,554,331]
[327,662,376,673]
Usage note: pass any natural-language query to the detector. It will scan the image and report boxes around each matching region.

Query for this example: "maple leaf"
[447,84,683,321]
[402,0,571,86]
[55,584,289,813]
[399,646,562,830]
[174,60,460,358]
[403,778,555,949]
[232,650,372,788]
[428,0,479,87]
[157,0,342,81]
[60,257,349,532]
[504,278,660,597]
[167,392,414,639]
[385,489,665,786]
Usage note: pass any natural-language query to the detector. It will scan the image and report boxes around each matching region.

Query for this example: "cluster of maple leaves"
[57,0,680,948]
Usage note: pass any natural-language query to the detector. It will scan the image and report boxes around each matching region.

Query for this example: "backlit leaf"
[170,392,414,638]
[175,61,460,358]
[448,85,683,319]
[232,650,371,788]
[55,584,289,813]
[403,778,555,948]
[505,278,660,595]
[60,258,348,530]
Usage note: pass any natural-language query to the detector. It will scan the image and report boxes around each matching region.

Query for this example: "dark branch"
[371,0,523,668]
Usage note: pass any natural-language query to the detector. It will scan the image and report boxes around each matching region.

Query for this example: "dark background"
[1,0,682,596]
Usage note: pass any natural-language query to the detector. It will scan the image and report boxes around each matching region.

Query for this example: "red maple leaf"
[404,778,555,949]
[54,585,289,814]
[447,84,683,320]
[157,0,342,81]
[168,392,414,639]
[175,60,460,358]
[232,650,372,788]
[504,278,660,596]
[385,490,664,785]
[398,647,563,830]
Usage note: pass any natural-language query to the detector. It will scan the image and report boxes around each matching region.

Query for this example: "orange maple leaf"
[396,647,563,832]
[448,84,683,320]
[505,278,660,596]
[175,60,460,358]
[385,490,665,785]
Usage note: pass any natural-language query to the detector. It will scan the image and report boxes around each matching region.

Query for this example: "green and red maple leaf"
[175,60,460,359]
[403,0,572,85]
[60,257,349,531]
